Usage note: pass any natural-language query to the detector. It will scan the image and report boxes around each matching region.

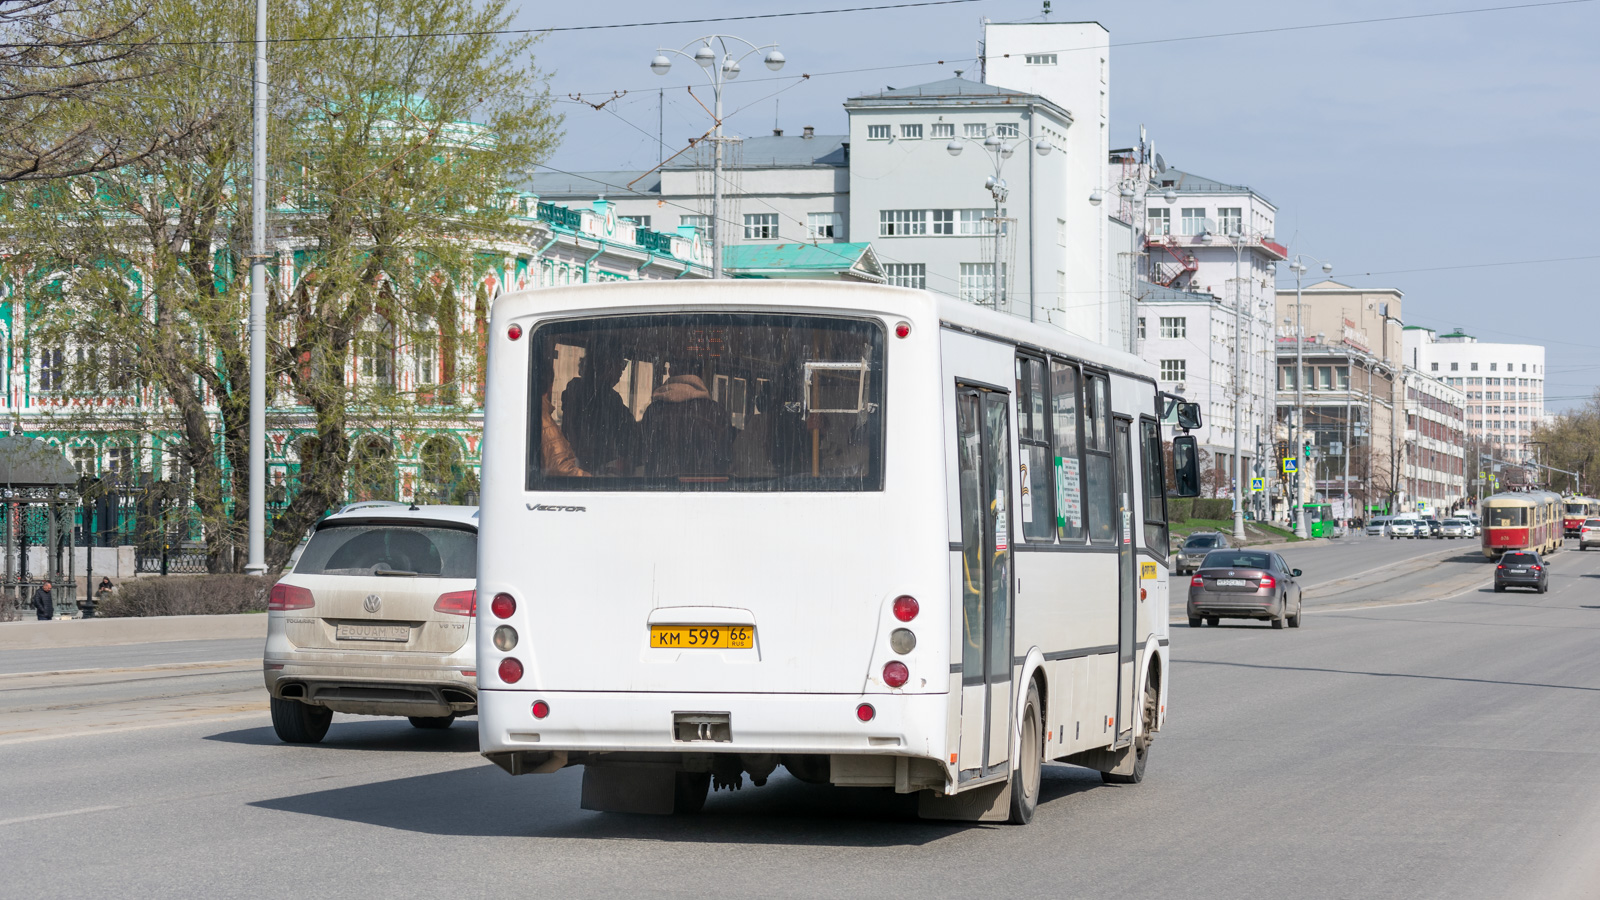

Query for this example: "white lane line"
[0,659,258,681]
[0,804,121,827]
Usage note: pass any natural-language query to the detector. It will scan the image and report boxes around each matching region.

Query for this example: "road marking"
[0,805,121,827]
[0,659,258,682]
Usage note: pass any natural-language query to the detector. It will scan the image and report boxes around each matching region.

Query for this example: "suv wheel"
[271,696,333,744]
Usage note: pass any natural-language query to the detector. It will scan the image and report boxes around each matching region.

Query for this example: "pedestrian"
[31,580,54,621]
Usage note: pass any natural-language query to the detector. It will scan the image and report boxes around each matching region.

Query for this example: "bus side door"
[954,384,1014,780]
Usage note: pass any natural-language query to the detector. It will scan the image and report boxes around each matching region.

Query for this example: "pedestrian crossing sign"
[1251,477,1265,492]
[1282,458,1298,474]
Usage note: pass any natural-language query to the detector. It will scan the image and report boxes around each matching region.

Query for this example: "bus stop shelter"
[0,435,79,615]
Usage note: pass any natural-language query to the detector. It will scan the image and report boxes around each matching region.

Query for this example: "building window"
[1471,362,1478,371]
[107,447,133,480]
[1181,207,1207,236]
[879,209,927,236]
[806,212,839,239]
[1522,363,1527,372]
[1025,53,1057,65]
[964,122,987,138]
[959,262,1004,305]
[680,214,710,235]
[883,263,926,289]
[1056,270,1065,302]
[996,122,1019,138]
[1147,208,1170,236]
[357,319,395,387]
[1430,362,1438,372]
[1057,217,1067,246]
[931,122,954,138]
[1159,316,1186,339]
[867,124,890,140]
[1137,317,1146,339]
[959,208,1003,235]
[1451,362,1459,371]
[1160,359,1186,383]
[619,215,651,229]
[70,446,95,477]
[413,334,438,388]
[1217,207,1242,235]
[744,213,779,240]
[900,123,922,139]
[1490,363,1497,371]
[37,347,64,392]
[931,209,954,235]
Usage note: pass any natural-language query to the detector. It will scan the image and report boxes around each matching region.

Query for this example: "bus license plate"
[336,623,410,642]
[1215,578,1248,587]
[650,625,754,649]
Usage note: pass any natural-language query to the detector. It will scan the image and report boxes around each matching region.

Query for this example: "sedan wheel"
[1288,599,1302,628]
[1188,616,1202,628]
[1206,617,1220,627]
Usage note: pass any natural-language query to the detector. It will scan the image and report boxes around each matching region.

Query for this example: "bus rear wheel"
[673,771,711,814]
[1008,682,1043,825]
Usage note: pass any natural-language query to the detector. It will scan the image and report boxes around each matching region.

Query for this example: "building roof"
[1148,167,1273,207]
[722,242,884,283]
[1134,279,1219,305]
[668,134,847,170]
[844,76,1072,121]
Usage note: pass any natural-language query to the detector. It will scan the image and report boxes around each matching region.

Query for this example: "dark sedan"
[1188,549,1304,629]
[1494,551,1549,593]
[1176,532,1231,574]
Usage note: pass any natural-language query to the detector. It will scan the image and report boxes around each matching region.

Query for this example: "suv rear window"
[1184,534,1222,548]
[295,523,477,578]
[1502,553,1537,565]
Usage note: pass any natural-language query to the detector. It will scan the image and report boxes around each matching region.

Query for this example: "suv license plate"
[650,625,754,649]
[1214,578,1248,587]
[336,623,409,642]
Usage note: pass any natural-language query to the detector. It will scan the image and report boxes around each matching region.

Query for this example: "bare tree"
[0,0,195,182]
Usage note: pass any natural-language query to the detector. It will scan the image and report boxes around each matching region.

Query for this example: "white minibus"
[475,280,1199,823]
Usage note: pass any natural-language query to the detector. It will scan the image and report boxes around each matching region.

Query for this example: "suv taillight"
[268,583,314,610]
[434,590,476,616]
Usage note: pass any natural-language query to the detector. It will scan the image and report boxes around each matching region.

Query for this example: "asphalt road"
[4,542,1600,899]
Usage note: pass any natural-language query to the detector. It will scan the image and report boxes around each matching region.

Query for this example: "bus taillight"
[883,661,909,688]
[856,703,875,722]
[491,593,517,618]
[892,595,919,622]
[498,658,524,684]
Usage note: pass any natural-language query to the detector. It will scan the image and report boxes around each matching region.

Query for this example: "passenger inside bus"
[533,313,884,490]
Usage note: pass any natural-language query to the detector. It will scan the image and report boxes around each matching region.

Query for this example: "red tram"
[1562,496,1599,537]
[1481,490,1563,558]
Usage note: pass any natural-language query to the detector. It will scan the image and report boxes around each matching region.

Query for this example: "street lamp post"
[1211,226,1274,542]
[651,36,787,279]
[950,134,1051,313]
[1287,255,1333,539]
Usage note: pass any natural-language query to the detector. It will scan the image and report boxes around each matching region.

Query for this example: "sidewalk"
[0,614,266,650]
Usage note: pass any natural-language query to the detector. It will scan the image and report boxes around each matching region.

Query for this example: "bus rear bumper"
[477,688,949,762]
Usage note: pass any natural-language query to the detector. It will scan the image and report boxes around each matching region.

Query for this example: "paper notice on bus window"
[1055,456,1082,528]
[994,487,1009,551]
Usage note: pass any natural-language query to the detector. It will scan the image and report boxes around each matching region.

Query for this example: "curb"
[0,614,267,650]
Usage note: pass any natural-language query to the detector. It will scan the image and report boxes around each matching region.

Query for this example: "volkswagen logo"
[363,594,382,614]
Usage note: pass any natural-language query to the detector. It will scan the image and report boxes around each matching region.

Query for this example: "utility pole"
[245,0,267,576]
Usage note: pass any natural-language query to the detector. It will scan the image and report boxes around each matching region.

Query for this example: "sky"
[514,0,1600,411]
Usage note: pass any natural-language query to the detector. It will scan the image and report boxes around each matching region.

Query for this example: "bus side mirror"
[1176,401,1202,431]
[1171,434,1201,498]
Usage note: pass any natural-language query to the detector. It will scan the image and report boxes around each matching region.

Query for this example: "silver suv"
[264,502,479,743]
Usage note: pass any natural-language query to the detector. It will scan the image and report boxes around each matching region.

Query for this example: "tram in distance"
[1481,490,1563,558]
[1562,496,1600,537]
[473,280,1203,823]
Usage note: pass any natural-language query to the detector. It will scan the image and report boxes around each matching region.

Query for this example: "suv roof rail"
[336,500,410,515]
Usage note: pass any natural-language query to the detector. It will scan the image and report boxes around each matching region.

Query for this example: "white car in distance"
[1387,515,1424,539]
[1580,518,1600,551]
[263,502,480,743]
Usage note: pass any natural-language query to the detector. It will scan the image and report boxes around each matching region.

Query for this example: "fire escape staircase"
[1149,236,1199,288]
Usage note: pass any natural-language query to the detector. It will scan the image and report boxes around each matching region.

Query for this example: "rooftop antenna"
[1042,0,1051,19]
[953,68,965,80]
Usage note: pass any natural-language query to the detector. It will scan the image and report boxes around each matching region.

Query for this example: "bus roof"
[490,280,1157,382]
[1482,490,1562,506]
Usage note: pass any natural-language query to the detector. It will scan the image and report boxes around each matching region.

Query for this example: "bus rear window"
[529,313,885,491]
[1488,507,1526,527]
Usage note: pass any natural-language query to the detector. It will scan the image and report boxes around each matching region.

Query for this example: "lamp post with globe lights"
[651,36,786,279]
[946,133,1051,316]
[1090,184,1177,351]
[1287,255,1334,538]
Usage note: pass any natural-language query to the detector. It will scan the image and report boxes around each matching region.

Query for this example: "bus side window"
[1016,355,1054,542]
[1049,359,1084,541]
[1083,372,1115,543]
[1140,418,1168,554]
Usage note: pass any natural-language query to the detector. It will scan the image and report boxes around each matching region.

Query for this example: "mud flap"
[581,764,676,814]
[917,778,1012,822]
[1062,743,1135,776]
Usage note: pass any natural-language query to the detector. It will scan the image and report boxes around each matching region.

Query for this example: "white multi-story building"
[1401,369,1468,514]
[1404,327,1546,456]
[525,129,851,247]
[1127,159,1284,503]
